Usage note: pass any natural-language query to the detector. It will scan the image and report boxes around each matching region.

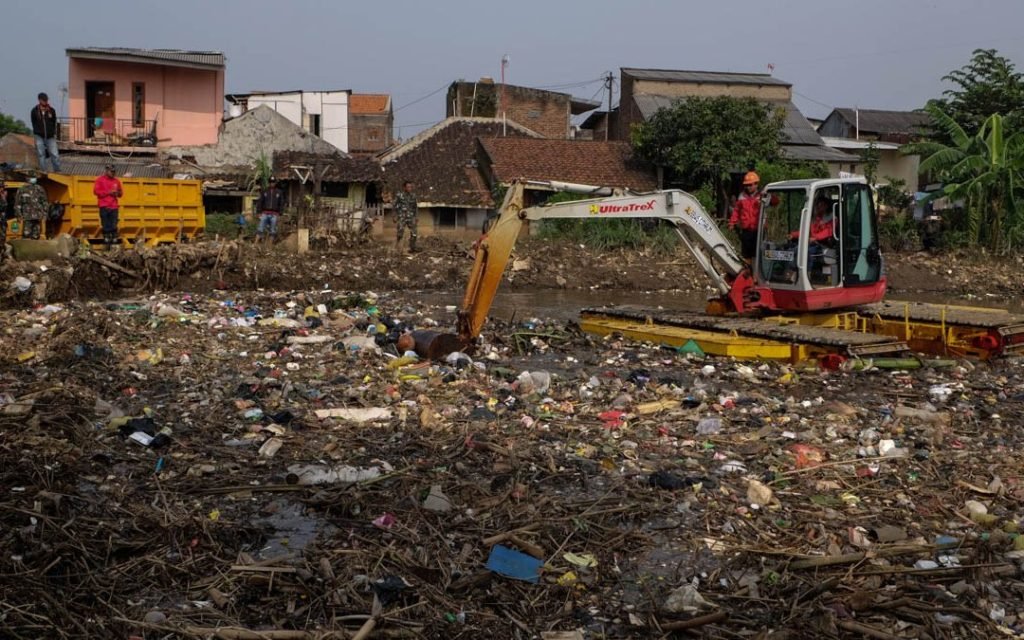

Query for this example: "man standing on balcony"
[30,93,61,173]
[94,164,123,249]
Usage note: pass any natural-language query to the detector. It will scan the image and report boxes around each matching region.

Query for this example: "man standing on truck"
[393,180,419,253]
[30,93,61,173]
[255,177,285,244]
[94,164,123,249]
[15,176,49,240]
[728,171,762,263]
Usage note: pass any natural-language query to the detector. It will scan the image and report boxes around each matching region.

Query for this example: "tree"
[929,49,1024,141]
[631,96,785,213]
[903,104,1024,252]
[859,142,880,185]
[0,111,30,137]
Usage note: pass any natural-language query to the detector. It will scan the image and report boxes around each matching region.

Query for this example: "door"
[86,81,115,137]
[839,182,882,286]
[806,185,841,289]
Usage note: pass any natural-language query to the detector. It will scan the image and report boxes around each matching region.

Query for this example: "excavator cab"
[756,178,885,311]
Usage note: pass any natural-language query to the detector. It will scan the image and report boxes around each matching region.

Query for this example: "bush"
[536,218,679,254]
[877,178,914,213]
[204,212,251,238]
[879,212,920,251]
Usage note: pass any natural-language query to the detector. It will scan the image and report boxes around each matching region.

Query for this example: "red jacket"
[94,175,123,209]
[792,214,834,242]
[729,191,761,231]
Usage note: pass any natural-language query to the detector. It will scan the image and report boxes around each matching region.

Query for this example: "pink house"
[65,47,225,147]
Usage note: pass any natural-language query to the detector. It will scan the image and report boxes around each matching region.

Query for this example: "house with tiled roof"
[379,117,541,237]
[348,94,393,155]
[477,138,658,192]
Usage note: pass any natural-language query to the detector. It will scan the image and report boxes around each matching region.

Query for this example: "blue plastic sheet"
[486,544,543,583]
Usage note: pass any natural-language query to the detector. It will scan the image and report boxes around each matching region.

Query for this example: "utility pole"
[604,71,614,141]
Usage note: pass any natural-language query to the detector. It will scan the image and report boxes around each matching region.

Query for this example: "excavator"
[422,179,1024,363]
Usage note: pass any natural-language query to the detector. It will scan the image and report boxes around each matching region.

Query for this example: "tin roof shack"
[818,108,931,144]
[447,79,600,139]
[272,150,383,241]
[226,90,350,152]
[65,47,225,150]
[348,94,394,155]
[379,117,541,238]
[818,109,931,191]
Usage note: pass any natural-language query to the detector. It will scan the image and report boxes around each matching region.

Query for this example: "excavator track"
[580,307,908,362]
[857,301,1024,358]
[581,301,1024,362]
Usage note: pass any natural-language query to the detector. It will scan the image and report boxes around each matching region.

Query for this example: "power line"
[793,90,834,111]
[395,84,448,112]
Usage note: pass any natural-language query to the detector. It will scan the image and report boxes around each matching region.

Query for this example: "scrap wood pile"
[2,290,1024,639]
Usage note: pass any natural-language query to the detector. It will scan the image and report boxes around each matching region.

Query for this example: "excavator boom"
[456,180,747,343]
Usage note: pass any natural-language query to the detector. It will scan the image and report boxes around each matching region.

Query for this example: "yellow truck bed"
[4,174,205,247]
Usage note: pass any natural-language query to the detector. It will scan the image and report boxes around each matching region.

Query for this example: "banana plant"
[903,104,1024,252]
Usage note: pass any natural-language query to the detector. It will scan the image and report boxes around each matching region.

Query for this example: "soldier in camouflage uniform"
[16,176,48,240]
[0,181,8,261]
[393,180,419,252]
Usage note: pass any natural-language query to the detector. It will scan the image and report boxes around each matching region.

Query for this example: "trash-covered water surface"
[3,249,1024,638]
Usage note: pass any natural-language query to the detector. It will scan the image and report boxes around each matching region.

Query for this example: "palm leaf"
[925,104,970,148]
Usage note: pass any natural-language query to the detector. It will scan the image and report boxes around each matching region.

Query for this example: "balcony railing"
[58,117,158,147]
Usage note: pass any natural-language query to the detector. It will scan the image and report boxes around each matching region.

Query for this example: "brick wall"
[349,112,393,154]
[448,81,571,138]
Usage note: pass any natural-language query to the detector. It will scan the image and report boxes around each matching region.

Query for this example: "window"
[435,208,464,228]
[132,83,145,127]
[758,189,806,285]
[309,114,322,137]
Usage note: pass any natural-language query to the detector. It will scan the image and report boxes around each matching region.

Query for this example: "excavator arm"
[456,180,749,344]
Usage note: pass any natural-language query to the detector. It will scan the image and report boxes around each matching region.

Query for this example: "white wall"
[247,94,302,126]
[246,91,350,152]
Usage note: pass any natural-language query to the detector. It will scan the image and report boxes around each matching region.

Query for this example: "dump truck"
[2,173,205,247]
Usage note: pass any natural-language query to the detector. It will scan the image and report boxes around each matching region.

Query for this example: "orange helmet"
[743,171,760,186]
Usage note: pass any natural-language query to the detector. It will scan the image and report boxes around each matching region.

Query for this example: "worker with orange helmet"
[728,171,762,261]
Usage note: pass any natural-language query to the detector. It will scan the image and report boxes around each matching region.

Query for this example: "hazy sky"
[4,0,1023,140]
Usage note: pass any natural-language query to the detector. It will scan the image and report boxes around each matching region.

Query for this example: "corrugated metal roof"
[66,47,225,69]
[58,155,172,178]
[820,136,901,151]
[781,145,857,163]
[831,108,931,135]
[623,68,791,87]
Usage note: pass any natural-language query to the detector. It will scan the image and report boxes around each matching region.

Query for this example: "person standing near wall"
[94,164,123,249]
[393,180,419,253]
[255,177,285,244]
[30,93,61,173]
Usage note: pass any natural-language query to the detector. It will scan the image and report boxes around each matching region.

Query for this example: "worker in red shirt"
[728,171,762,262]
[93,164,123,249]
[791,197,836,284]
